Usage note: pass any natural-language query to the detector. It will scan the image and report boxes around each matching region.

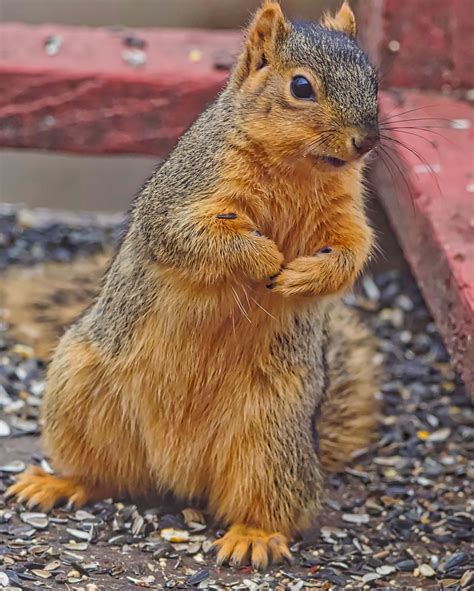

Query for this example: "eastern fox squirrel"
[8,0,379,569]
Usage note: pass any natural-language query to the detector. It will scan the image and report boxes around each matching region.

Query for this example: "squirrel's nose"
[352,128,380,155]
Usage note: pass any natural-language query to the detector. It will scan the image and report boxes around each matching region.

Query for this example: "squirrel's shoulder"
[136,91,237,213]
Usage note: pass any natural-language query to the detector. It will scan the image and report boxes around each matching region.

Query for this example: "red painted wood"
[0,23,241,155]
[356,0,474,90]
[374,91,474,388]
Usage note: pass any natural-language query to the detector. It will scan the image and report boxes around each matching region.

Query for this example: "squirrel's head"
[231,0,379,171]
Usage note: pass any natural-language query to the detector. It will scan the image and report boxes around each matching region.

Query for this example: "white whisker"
[249,295,277,321]
[231,286,252,323]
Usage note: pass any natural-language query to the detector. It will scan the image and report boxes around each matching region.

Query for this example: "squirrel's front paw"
[213,211,283,280]
[212,524,291,570]
[267,249,335,297]
[249,234,284,280]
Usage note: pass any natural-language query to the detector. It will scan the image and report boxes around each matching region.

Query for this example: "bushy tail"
[318,303,380,473]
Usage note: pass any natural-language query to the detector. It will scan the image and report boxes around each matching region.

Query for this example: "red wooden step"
[0,23,241,156]
[357,0,473,91]
[372,90,473,387]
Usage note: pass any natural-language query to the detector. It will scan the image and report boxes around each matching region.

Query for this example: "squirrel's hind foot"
[6,466,91,512]
[213,524,292,570]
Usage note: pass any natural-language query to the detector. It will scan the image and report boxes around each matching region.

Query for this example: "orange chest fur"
[230,162,363,261]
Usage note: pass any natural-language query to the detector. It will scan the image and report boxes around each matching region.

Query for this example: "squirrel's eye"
[290,75,315,101]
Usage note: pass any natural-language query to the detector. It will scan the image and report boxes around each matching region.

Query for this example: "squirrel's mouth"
[320,156,347,168]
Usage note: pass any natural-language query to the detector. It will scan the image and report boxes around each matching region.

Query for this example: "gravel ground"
[0,208,472,590]
[0,204,124,271]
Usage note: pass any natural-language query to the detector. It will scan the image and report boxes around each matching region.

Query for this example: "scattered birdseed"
[160,528,190,543]
[419,564,436,577]
[450,118,471,130]
[122,48,147,68]
[341,513,370,524]
[189,49,203,62]
[0,419,11,436]
[20,512,49,529]
[0,461,26,473]
[123,34,147,49]
[387,39,400,52]
[44,34,62,56]
[0,205,124,270]
[413,163,442,174]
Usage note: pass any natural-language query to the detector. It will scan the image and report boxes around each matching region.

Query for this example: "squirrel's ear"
[321,1,357,38]
[233,0,290,84]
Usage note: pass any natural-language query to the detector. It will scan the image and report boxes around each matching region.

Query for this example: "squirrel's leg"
[268,215,373,297]
[8,336,152,511]
[138,196,284,284]
[210,423,322,569]
[208,367,324,568]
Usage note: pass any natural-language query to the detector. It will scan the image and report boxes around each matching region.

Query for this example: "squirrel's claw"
[266,255,334,297]
[212,524,291,570]
[215,213,238,220]
[266,268,284,289]
[267,265,311,296]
